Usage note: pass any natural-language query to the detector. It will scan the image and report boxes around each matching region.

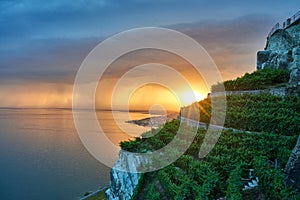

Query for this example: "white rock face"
[105,150,147,200]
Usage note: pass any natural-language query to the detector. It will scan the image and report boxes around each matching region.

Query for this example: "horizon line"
[0,107,180,113]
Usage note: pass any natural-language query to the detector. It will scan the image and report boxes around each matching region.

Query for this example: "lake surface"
[0,108,152,200]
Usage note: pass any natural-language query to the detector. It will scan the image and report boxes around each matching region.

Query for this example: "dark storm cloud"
[169,14,276,79]
[0,14,275,83]
[0,37,101,84]
[1,0,300,84]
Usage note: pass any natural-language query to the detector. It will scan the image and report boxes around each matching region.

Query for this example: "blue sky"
[1,0,299,41]
[0,0,299,107]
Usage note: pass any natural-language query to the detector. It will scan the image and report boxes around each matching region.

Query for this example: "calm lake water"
[0,108,152,200]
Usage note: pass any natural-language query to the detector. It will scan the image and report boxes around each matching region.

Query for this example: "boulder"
[257,51,270,69]
[293,46,300,56]
[289,46,300,85]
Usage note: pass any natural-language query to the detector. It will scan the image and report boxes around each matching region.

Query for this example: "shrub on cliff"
[211,68,289,92]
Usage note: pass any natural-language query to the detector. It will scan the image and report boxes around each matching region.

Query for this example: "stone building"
[257,11,300,88]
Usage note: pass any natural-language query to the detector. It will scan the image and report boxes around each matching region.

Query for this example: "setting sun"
[128,84,180,112]
[178,90,205,106]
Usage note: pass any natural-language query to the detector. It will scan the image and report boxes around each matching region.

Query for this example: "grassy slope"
[120,69,299,199]
[120,92,300,199]
[198,94,300,136]
[211,68,289,92]
[123,121,299,199]
[84,190,106,200]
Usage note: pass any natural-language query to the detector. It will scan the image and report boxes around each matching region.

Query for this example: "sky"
[0,0,299,110]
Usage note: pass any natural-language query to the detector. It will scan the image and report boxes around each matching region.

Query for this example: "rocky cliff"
[104,14,300,200]
[257,11,300,89]
[257,11,300,190]
[284,135,300,189]
[105,151,146,200]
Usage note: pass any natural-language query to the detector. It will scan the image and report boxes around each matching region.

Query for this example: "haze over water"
[0,108,152,200]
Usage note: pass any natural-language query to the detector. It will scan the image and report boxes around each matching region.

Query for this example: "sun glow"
[125,84,206,112]
[178,90,205,106]
[128,84,180,112]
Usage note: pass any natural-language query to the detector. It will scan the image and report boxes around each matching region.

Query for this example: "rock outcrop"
[284,135,300,189]
[257,12,300,88]
[258,11,300,190]
[105,151,146,200]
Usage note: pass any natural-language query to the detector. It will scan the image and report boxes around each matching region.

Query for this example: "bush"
[226,164,243,200]
[211,68,289,92]
[144,184,161,200]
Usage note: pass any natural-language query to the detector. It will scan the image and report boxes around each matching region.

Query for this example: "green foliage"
[158,168,179,199]
[211,68,289,92]
[131,173,148,200]
[144,184,161,200]
[84,189,106,200]
[199,94,300,136]
[121,90,299,199]
[226,164,243,200]
[120,120,179,152]
[120,137,142,152]
[253,156,300,199]
[122,119,299,199]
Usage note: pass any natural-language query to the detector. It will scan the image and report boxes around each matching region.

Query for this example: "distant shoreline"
[0,107,178,114]
[126,112,178,127]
